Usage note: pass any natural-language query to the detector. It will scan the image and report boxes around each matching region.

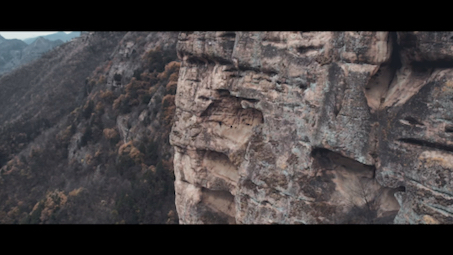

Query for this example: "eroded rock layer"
[170,31,453,224]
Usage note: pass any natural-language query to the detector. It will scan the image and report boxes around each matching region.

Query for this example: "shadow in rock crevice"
[310,148,402,224]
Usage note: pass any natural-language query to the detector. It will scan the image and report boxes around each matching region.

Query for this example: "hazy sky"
[0,32,71,40]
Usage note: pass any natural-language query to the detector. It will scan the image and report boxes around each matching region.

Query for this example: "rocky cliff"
[171,31,453,224]
[2,31,453,224]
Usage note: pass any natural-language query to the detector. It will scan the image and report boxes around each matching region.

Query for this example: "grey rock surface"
[170,31,453,224]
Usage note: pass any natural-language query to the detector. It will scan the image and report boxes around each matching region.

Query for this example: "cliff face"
[171,32,453,224]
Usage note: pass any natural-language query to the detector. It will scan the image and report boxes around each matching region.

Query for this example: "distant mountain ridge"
[20,37,65,64]
[0,35,68,76]
[22,32,81,45]
[0,36,28,73]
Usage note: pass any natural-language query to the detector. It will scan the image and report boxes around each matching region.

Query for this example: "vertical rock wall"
[170,31,453,224]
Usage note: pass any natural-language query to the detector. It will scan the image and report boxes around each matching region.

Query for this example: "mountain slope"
[17,37,64,65]
[0,32,180,224]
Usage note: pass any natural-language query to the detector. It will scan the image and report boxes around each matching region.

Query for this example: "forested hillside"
[0,32,180,224]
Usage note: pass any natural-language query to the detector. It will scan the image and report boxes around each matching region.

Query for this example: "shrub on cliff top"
[161,94,176,136]
[166,81,177,95]
[144,46,178,73]
[157,61,180,81]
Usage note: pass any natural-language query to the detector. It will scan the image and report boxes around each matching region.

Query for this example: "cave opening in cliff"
[200,187,236,224]
[216,89,231,97]
[199,149,239,184]
[397,32,453,70]
[412,59,453,70]
[219,32,236,38]
[310,148,376,176]
[445,125,453,133]
[310,147,401,223]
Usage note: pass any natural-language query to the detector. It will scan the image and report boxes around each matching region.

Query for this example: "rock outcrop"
[171,31,453,224]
